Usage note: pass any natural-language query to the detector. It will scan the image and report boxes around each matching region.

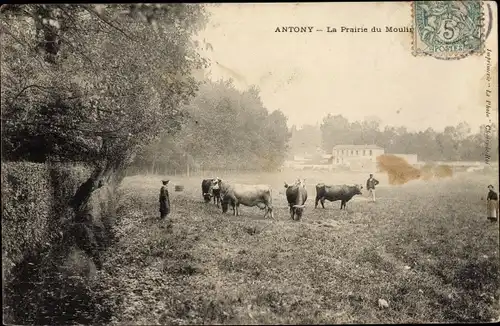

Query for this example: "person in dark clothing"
[366,173,379,202]
[487,185,498,222]
[159,180,171,219]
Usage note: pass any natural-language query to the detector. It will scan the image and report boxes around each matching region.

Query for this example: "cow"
[201,178,222,207]
[218,179,274,218]
[220,191,236,213]
[315,183,363,210]
[201,179,213,203]
[284,179,308,220]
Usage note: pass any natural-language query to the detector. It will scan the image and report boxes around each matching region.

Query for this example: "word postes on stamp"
[412,1,485,60]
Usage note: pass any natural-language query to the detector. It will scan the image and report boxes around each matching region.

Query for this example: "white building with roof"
[332,144,385,170]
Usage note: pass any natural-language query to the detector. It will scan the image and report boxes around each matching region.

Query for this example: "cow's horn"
[293,204,305,208]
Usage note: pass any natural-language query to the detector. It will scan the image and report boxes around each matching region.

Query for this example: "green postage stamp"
[412,1,485,59]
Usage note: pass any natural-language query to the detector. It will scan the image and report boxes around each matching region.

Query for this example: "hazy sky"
[196,2,498,132]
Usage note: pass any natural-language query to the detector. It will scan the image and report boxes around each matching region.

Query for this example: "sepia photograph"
[1,1,499,325]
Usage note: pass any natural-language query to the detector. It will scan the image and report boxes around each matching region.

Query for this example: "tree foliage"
[309,114,498,162]
[1,3,209,209]
[1,4,208,165]
[131,80,291,173]
[288,124,322,159]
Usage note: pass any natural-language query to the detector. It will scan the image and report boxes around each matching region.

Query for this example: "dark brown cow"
[201,178,221,207]
[284,179,308,220]
[201,179,213,203]
[315,183,363,210]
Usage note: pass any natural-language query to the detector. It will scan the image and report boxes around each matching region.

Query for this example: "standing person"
[366,173,379,203]
[159,180,171,219]
[487,185,498,222]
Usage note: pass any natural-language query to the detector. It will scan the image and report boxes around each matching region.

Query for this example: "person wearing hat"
[366,173,379,203]
[159,180,171,219]
[486,185,498,222]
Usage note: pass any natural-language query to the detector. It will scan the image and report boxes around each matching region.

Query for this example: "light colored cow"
[218,179,274,219]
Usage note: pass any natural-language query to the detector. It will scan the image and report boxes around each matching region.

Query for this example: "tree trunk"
[69,160,116,216]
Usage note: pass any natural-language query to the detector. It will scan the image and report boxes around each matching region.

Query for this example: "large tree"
[1,4,209,211]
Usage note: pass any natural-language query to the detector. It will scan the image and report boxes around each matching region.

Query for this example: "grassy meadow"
[96,169,500,324]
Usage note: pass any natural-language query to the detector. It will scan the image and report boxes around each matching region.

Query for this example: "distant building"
[332,144,385,170]
[322,154,333,164]
[332,144,385,164]
[293,154,308,163]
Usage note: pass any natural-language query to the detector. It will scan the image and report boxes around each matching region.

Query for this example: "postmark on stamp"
[412,1,485,60]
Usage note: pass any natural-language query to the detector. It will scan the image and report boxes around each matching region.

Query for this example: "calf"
[315,183,363,210]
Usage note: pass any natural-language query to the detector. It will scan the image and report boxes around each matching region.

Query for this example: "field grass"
[96,169,500,324]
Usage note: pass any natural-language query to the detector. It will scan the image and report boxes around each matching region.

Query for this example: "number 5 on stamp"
[412,1,485,60]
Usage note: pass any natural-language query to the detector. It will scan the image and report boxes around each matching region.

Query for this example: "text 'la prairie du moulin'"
[274,26,413,33]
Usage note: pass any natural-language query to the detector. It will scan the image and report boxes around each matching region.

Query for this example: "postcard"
[2,2,498,325]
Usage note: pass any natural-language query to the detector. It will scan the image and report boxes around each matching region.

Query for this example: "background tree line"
[130,80,291,174]
[289,114,498,162]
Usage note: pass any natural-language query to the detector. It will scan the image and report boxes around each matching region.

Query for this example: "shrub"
[2,162,92,273]
[2,162,52,271]
[2,161,114,325]
[377,155,421,185]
